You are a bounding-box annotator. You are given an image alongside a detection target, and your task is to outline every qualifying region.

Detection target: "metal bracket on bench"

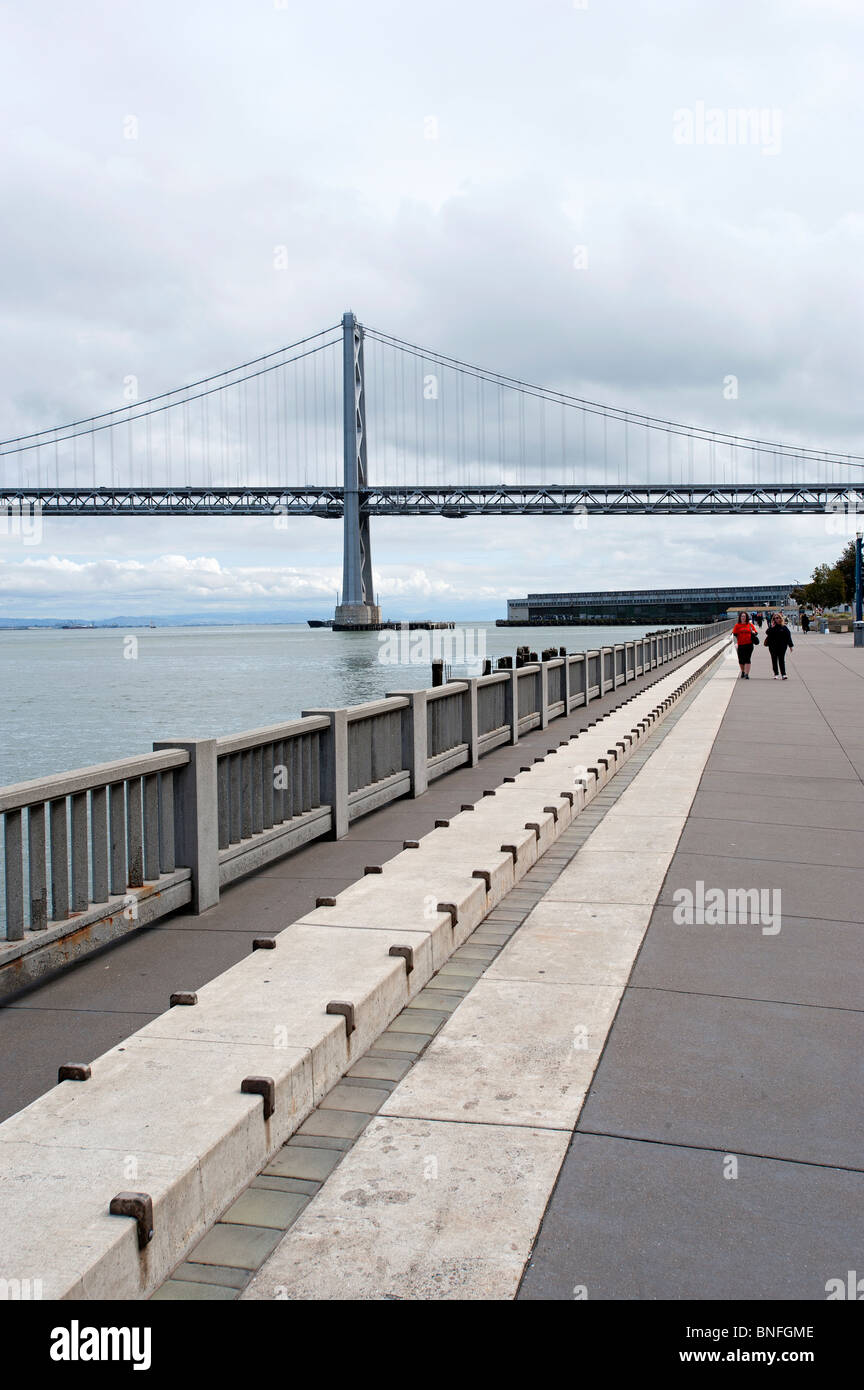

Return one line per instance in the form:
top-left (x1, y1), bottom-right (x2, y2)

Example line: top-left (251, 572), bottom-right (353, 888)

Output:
top-left (437, 902), bottom-right (458, 928)
top-left (241, 1075), bottom-right (276, 1120)
top-left (326, 1000), bottom-right (356, 1038)
top-left (253, 937), bottom-right (277, 950)
top-left (472, 869), bottom-right (492, 891)
top-left (169, 992), bottom-right (197, 1006)
top-left (389, 945), bottom-right (414, 975)
top-left (109, 1192), bottom-right (154, 1250)
top-left (58, 1063), bottom-right (91, 1082)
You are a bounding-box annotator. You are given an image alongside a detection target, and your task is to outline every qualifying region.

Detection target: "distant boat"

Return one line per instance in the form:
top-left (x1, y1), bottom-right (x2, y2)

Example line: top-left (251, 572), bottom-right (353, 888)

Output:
top-left (307, 619), bottom-right (334, 628)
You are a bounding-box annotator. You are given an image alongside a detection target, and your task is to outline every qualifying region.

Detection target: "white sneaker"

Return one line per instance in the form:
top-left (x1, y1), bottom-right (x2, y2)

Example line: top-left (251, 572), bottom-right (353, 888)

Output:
top-left (774, 675), bottom-right (780, 679)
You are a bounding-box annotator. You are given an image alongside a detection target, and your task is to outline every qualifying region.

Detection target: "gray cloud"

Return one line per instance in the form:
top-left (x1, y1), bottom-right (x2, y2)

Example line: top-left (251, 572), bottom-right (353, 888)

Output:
top-left (1, 0), bottom-right (862, 618)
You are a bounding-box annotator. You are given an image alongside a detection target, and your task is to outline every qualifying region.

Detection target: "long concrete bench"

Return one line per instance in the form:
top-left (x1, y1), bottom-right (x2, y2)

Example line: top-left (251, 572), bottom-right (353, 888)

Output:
top-left (0, 637), bottom-right (730, 1300)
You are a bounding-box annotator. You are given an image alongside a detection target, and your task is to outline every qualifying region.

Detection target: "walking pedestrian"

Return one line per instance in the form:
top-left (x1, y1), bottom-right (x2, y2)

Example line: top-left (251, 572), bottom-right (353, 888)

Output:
top-left (801, 611), bottom-right (810, 634)
top-left (755, 612), bottom-right (764, 629)
top-left (765, 612), bottom-right (794, 679)
top-left (732, 610), bottom-right (758, 679)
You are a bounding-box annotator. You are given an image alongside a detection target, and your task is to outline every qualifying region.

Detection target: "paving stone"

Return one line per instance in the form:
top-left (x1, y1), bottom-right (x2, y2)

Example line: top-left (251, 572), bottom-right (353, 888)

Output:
top-left (364, 1047), bottom-right (421, 1061)
top-left (369, 1032), bottom-right (427, 1053)
top-left (339, 1073), bottom-right (398, 1093)
top-left (347, 1056), bottom-right (412, 1083)
top-left (435, 961), bottom-right (487, 980)
top-left (422, 977), bottom-right (471, 996)
top-left (151, 1279), bottom-right (239, 1300)
top-left (387, 1009), bottom-right (446, 1034)
top-left (263, 1146), bottom-right (344, 1182)
top-left (288, 1133), bottom-right (353, 1150)
top-left (189, 1222), bottom-right (284, 1270)
top-left (222, 1187), bottom-right (309, 1229)
top-left (251, 1175), bottom-right (320, 1196)
top-left (298, 1107), bottom-right (372, 1140)
top-left (408, 989), bottom-right (465, 1013)
top-left (319, 1082), bottom-right (391, 1113)
top-left (173, 1261), bottom-right (250, 1289)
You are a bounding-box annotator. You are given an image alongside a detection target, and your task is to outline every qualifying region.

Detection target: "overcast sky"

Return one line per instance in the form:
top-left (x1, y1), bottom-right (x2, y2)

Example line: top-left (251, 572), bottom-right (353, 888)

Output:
top-left (1, 0), bottom-right (863, 620)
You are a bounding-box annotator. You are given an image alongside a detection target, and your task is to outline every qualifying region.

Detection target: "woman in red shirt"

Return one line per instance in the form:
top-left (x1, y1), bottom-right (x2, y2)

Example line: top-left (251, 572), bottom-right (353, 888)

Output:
top-left (732, 611), bottom-right (758, 679)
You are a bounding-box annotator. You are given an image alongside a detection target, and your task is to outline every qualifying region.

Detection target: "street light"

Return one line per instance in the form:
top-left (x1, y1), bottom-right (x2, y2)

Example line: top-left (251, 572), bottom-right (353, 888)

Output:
top-left (855, 531), bottom-right (863, 647)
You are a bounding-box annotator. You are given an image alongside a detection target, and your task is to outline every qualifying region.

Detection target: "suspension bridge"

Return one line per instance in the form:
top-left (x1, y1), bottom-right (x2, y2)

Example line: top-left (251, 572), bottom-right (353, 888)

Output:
top-left (2, 312), bottom-right (863, 624)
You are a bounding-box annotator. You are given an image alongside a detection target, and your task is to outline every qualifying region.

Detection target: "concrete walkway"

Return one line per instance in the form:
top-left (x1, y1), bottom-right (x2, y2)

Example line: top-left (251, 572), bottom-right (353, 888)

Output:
top-left (519, 633), bottom-right (864, 1300)
top-left (235, 635), bottom-right (863, 1301)
top-left (0, 647), bottom-right (698, 1125)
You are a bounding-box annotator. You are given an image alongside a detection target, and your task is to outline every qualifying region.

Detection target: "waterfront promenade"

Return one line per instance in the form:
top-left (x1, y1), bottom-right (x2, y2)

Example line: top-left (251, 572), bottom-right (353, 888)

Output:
top-left (0, 640), bottom-right (702, 1124)
top-left (233, 634), bottom-right (862, 1302)
top-left (1, 632), bottom-right (860, 1301)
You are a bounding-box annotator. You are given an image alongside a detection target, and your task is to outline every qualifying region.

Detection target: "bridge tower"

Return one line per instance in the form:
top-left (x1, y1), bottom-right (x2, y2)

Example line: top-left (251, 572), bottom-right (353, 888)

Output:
top-left (334, 310), bottom-right (382, 628)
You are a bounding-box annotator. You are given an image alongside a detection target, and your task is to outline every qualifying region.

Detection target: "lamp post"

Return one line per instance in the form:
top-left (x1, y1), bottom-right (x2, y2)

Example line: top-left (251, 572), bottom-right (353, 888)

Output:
top-left (855, 531), bottom-right (863, 647)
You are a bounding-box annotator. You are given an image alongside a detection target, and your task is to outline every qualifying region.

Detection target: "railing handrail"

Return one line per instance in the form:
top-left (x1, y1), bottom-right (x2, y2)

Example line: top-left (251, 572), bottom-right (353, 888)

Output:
top-left (345, 695), bottom-right (410, 721)
top-left (216, 713), bottom-right (331, 756)
top-left (0, 748), bottom-right (189, 815)
top-left (426, 682), bottom-right (468, 701)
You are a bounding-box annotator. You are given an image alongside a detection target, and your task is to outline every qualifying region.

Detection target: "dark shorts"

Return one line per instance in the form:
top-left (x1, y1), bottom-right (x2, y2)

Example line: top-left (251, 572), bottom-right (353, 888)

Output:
top-left (737, 643), bottom-right (753, 665)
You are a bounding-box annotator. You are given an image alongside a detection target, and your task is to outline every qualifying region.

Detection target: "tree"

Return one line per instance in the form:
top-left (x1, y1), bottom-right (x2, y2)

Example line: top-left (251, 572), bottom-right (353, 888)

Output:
top-left (793, 541), bottom-right (857, 609)
top-left (798, 563), bottom-right (846, 609)
top-left (835, 540), bottom-right (857, 604)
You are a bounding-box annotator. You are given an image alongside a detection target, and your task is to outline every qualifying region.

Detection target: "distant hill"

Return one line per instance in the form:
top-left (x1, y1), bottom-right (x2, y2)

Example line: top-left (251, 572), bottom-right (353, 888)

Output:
top-left (0, 612), bottom-right (314, 629)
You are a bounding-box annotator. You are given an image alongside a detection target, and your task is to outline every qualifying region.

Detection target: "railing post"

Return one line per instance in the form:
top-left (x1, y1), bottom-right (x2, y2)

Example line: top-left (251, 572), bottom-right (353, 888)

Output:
top-left (539, 663), bottom-right (549, 729)
top-left (463, 679), bottom-right (480, 765)
top-left (508, 670), bottom-right (519, 745)
top-left (302, 709), bottom-right (349, 838)
top-left (152, 738), bottom-right (219, 914)
top-left (562, 658), bottom-right (571, 712)
top-left (387, 689), bottom-right (428, 797)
